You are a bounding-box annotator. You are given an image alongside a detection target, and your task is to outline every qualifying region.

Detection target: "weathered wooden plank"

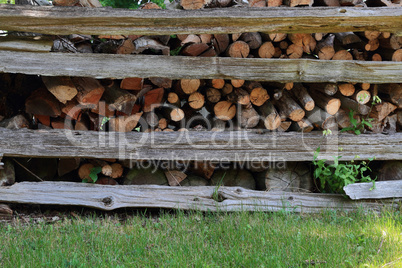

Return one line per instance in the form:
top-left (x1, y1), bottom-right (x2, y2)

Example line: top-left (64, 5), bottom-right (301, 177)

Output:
top-left (0, 36), bottom-right (53, 53)
top-left (0, 128), bottom-right (400, 161)
top-left (344, 181), bottom-right (402, 200)
top-left (0, 182), bottom-right (399, 212)
top-left (0, 6), bottom-right (401, 35)
top-left (1, 51), bottom-right (401, 83)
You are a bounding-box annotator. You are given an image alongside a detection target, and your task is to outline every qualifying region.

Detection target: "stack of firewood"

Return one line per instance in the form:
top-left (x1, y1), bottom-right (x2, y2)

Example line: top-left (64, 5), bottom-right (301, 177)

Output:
top-left (0, 73), bottom-right (400, 134)
top-left (51, 31), bottom-right (402, 62)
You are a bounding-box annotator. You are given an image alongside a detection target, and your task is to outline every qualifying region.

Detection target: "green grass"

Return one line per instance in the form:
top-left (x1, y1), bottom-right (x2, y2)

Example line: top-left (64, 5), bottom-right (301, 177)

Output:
top-left (0, 209), bottom-right (402, 267)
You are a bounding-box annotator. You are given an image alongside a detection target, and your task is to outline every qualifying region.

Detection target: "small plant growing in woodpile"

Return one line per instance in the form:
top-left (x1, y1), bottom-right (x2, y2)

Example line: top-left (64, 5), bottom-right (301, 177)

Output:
top-left (313, 148), bottom-right (376, 194)
top-left (341, 95), bottom-right (382, 135)
top-left (82, 166), bottom-right (102, 183)
top-left (212, 172), bottom-right (226, 202)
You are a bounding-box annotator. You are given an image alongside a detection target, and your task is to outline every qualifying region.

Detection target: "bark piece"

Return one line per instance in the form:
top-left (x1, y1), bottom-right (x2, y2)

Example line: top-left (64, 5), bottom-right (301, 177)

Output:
top-left (133, 36), bottom-right (169, 55)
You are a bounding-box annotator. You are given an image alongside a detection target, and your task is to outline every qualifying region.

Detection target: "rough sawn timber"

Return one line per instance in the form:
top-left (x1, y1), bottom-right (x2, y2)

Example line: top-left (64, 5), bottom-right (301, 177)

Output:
top-left (0, 128), bottom-right (401, 161)
top-left (0, 182), bottom-right (399, 212)
top-left (0, 6), bottom-right (401, 35)
top-left (1, 51), bottom-right (402, 83)
top-left (344, 181), bottom-right (402, 200)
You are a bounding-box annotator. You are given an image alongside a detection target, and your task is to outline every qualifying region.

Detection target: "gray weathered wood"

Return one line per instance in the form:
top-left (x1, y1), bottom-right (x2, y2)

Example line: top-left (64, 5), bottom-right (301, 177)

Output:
top-left (0, 6), bottom-right (401, 35)
top-left (1, 51), bottom-right (401, 83)
top-left (0, 181), bottom-right (399, 212)
top-left (0, 36), bottom-right (53, 52)
top-left (0, 128), bottom-right (400, 161)
top-left (344, 181), bottom-right (402, 200)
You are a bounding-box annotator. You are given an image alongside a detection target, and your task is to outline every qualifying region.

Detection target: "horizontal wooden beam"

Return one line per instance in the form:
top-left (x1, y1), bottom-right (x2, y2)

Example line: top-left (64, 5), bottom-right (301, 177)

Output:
top-left (344, 181), bottom-right (402, 200)
top-left (0, 128), bottom-right (400, 161)
top-left (0, 6), bottom-right (401, 35)
top-left (0, 182), bottom-right (399, 212)
top-left (1, 51), bottom-right (401, 83)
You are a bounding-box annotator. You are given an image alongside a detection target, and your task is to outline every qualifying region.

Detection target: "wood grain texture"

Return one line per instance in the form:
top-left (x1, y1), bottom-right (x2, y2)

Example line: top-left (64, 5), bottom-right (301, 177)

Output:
top-left (0, 181), bottom-right (399, 212)
top-left (344, 181), bottom-right (402, 200)
top-left (1, 51), bottom-right (401, 83)
top-left (0, 128), bottom-right (400, 161)
top-left (0, 6), bottom-right (401, 35)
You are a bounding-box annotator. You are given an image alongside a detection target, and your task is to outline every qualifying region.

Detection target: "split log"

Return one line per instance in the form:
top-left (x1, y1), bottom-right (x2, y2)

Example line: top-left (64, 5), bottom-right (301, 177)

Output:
top-left (143, 87), bottom-right (164, 112)
top-left (120, 77), bottom-right (144, 91)
top-left (226, 41), bottom-right (250, 58)
top-left (315, 34), bottom-right (335, 60)
top-left (214, 101), bottom-right (236, 121)
top-left (25, 88), bottom-right (62, 117)
top-left (72, 77), bottom-right (105, 107)
top-left (238, 105), bottom-right (259, 129)
top-left (116, 39), bottom-right (135, 54)
top-left (181, 43), bottom-right (211, 56)
top-left (273, 91), bottom-right (305, 122)
top-left (383, 114), bottom-right (397, 134)
top-left (0, 204), bottom-right (13, 216)
top-left (102, 84), bottom-right (137, 114)
top-left (308, 89), bottom-right (340, 115)
top-left (290, 83), bottom-right (315, 111)
top-left (91, 101), bottom-right (115, 118)
top-left (306, 106), bottom-right (337, 131)
top-left (277, 121), bottom-right (292, 132)
top-left (334, 108), bottom-right (358, 129)
top-left (180, 0), bottom-right (208, 10)
top-left (309, 83), bottom-right (338, 96)
top-left (149, 77), bottom-right (172, 89)
top-left (378, 84), bottom-right (402, 108)
top-left (165, 170), bottom-right (187, 186)
top-left (369, 102), bottom-right (397, 121)
top-left (364, 31), bottom-right (381, 41)
top-left (249, 0), bottom-right (266, 6)
top-left (212, 34), bottom-right (230, 55)
top-left (58, 158), bottom-right (80, 177)
top-left (377, 161), bottom-right (402, 181)
top-left (221, 83), bottom-right (233, 96)
top-left (108, 112), bottom-right (143, 132)
top-left (227, 88), bottom-right (251, 106)
top-left (255, 162), bottom-right (312, 192)
top-left (51, 118), bottom-right (73, 130)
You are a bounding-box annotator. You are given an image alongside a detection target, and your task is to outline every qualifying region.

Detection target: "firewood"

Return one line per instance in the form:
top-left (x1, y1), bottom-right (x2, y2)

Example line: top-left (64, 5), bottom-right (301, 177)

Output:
top-left (314, 0), bottom-right (340, 5)
top-left (370, 102), bottom-right (397, 121)
top-left (78, 163), bottom-right (94, 181)
top-left (53, 0), bottom-right (79, 6)
top-left (249, 0), bottom-right (266, 6)
top-left (315, 34), bottom-right (335, 60)
top-left (267, 33), bottom-right (287, 42)
top-left (94, 177), bottom-right (118, 185)
top-left (227, 88), bottom-right (251, 106)
top-left (149, 77), bottom-right (172, 89)
top-left (116, 39), bottom-right (135, 54)
top-left (306, 106), bottom-right (337, 131)
top-left (353, 89), bottom-right (371, 104)
top-left (231, 79), bottom-right (245, 88)
top-left (258, 41), bottom-right (275, 58)
top-left (284, 0), bottom-right (313, 6)
top-left (267, 0), bottom-right (283, 6)
top-left (188, 161), bottom-right (215, 179)
top-left (364, 31), bottom-right (381, 41)
top-left (396, 109), bottom-right (402, 127)
top-left (312, 33), bottom-right (326, 41)
top-left (286, 44), bottom-right (304, 59)
top-left (170, 108), bottom-right (185, 122)
top-left (238, 105), bottom-right (259, 128)
top-left (255, 162), bottom-right (312, 192)
top-left (188, 92), bottom-right (205, 110)
top-left (180, 79), bottom-right (202, 94)
top-left (383, 114), bottom-right (397, 134)
top-left (336, 94), bottom-right (371, 115)
top-left (372, 53), bottom-right (382, 61)
top-left (392, 49), bottom-right (402, 61)
top-left (199, 34), bottom-right (212, 43)
top-left (0, 159), bottom-right (15, 186)
top-left (75, 114), bottom-right (90, 131)
top-left (34, 114), bottom-right (51, 127)
top-left (239, 32), bottom-right (262, 50)
top-left (214, 101), bottom-right (236, 121)
top-left (365, 39), bottom-right (380, 52)
top-left (335, 108), bottom-right (358, 129)
top-left (109, 163), bottom-right (123, 179)
top-left (0, 114), bottom-right (29, 129)
top-left (338, 83), bottom-right (356, 96)
top-left (389, 35), bottom-right (402, 50)
top-left (273, 91), bottom-right (305, 122)
top-left (277, 121), bottom-right (292, 132)
top-left (376, 161), bottom-right (402, 181)
top-left (143, 87), bottom-right (165, 112)
top-left (124, 167), bottom-right (167, 186)
top-left (332, 50), bottom-right (353, 60)
top-left (288, 33), bottom-right (316, 54)
top-left (144, 111), bottom-right (159, 128)
top-left (165, 170), bottom-right (187, 186)
top-left (40, 76), bottom-right (78, 104)
top-left (62, 99), bottom-right (82, 120)
top-left (180, 0), bottom-right (209, 9)
top-left (58, 158), bottom-right (80, 177)
top-left (291, 118), bottom-right (314, 133)
top-left (181, 43), bottom-right (210, 56)
top-left (212, 34), bottom-right (230, 55)
top-left (102, 84), bottom-right (137, 114)
top-left (205, 88), bottom-right (221, 103)
top-left (108, 112), bottom-right (143, 132)
top-left (71, 77), bottom-right (105, 107)
top-left (359, 83), bottom-right (371, 90)
top-left (258, 100), bottom-right (281, 130)
top-left (167, 92), bottom-right (181, 107)
top-left (211, 169), bottom-right (255, 190)
top-left (206, 79), bottom-right (225, 90)
top-left (91, 101), bottom-right (115, 118)
top-left (334, 32), bottom-right (361, 45)
top-left (140, 2), bottom-right (162, 9)
top-left (51, 118), bottom-right (73, 130)
top-left (25, 88), bottom-right (62, 117)
top-left (249, 87), bottom-right (270, 107)
top-left (120, 77), bottom-right (144, 91)
top-left (378, 84), bottom-right (402, 108)
top-left (308, 83), bottom-right (338, 96)
top-left (308, 89), bottom-right (340, 115)
top-left (226, 41), bottom-right (250, 58)
top-left (0, 204), bottom-right (13, 216)
top-left (285, 82), bottom-right (294, 90)
top-left (231, 33), bottom-right (242, 42)
top-left (158, 118), bottom-right (168, 130)
top-left (221, 83), bottom-right (233, 96)
top-left (290, 84), bottom-right (315, 111)
top-left (133, 36), bottom-right (169, 55)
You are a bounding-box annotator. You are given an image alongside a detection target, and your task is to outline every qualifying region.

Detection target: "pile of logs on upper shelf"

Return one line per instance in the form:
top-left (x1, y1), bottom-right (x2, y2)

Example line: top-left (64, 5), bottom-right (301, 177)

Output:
top-left (0, 73), bottom-right (401, 134)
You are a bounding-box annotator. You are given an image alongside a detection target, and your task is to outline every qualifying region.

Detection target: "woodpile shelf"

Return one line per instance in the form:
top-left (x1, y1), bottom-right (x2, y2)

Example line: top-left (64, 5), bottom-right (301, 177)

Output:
top-left (1, 51), bottom-right (401, 83)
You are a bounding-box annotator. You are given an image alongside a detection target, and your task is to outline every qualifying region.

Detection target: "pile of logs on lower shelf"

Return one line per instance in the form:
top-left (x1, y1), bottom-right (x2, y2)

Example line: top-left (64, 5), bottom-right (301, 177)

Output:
top-left (1, 73), bottom-right (400, 134)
